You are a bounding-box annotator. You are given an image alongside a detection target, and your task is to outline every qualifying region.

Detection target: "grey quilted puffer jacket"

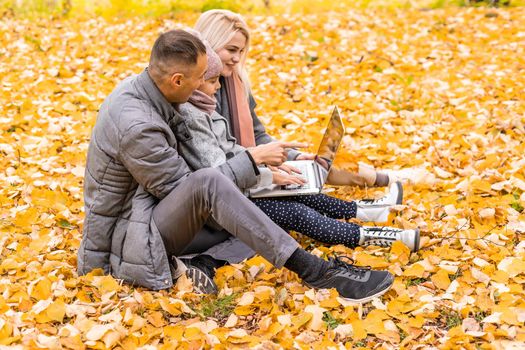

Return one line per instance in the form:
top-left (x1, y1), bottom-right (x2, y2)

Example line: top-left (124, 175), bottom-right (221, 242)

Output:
top-left (77, 69), bottom-right (259, 290)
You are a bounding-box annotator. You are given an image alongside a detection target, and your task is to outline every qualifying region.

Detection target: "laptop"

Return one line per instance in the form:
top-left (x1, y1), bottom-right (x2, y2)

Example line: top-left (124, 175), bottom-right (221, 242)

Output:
top-left (248, 106), bottom-right (345, 198)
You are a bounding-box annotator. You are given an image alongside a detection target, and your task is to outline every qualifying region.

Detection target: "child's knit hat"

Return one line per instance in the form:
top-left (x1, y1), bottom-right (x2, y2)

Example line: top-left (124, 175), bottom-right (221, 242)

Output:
top-left (203, 40), bottom-right (223, 80)
top-left (184, 28), bottom-right (223, 80)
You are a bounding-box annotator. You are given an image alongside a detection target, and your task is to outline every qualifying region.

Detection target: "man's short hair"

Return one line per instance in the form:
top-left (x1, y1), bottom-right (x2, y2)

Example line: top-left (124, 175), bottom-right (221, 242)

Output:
top-left (149, 29), bottom-right (207, 75)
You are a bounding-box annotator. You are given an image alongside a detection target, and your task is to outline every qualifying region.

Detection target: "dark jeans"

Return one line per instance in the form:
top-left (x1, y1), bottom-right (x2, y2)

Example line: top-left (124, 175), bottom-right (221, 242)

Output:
top-left (179, 225), bottom-right (231, 255)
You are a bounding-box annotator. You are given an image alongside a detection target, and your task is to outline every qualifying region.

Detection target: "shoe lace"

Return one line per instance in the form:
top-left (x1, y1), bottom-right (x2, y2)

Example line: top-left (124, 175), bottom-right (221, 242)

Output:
top-left (330, 255), bottom-right (371, 278)
top-left (366, 227), bottom-right (399, 238)
top-left (359, 197), bottom-right (387, 205)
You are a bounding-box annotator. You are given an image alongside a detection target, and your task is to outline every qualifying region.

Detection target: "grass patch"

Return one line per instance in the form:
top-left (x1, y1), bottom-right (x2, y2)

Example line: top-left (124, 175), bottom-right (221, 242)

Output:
top-left (57, 219), bottom-right (76, 229)
top-left (449, 268), bottom-right (463, 281)
top-left (511, 191), bottom-right (524, 213)
top-left (406, 277), bottom-right (427, 286)
top-left (473, 310), bottom-right (489, 323)
top-left (354, 340), bottom-right (368, 348)
top-left (440, 309), bottom-right (462, 330)
top-left (198, 293), bottom-right (237, 319)
top-left (323, 311), bottom-right (341, 330)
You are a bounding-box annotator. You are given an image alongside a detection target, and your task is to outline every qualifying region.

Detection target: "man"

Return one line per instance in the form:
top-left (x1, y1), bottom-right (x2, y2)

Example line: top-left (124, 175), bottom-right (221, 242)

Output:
top-left (77, 29), bottom-right (394, 303)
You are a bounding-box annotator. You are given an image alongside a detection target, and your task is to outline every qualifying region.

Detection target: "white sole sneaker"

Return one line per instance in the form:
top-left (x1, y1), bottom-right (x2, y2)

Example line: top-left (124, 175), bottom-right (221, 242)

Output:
top-left (355, 181), bottom-right (403, 222)
top-left (338, 277), bottom-right (394, 304)
top-left (360, 227), bottom-right (421, 252)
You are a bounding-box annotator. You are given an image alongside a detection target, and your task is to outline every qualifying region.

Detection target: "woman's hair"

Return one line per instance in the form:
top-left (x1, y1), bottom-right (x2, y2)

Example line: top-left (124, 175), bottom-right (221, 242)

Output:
top-left (195, 10), bottom-right (251, 94)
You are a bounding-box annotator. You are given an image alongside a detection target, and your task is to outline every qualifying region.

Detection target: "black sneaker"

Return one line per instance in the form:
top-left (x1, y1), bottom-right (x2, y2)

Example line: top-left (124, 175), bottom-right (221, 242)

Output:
top-left (304, 256), bottom-right (393, 303)
top-left (179, 256), bottom-right (219, 295)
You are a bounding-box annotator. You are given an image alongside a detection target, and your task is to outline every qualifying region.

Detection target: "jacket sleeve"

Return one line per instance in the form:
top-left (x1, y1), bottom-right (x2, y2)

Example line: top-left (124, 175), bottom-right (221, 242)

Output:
top-left (119, 121), bottom-right (258, 199)
top-left (256, 167), bottom-right (273, 188)
top-left (119, 122), bottom-right (192, 200)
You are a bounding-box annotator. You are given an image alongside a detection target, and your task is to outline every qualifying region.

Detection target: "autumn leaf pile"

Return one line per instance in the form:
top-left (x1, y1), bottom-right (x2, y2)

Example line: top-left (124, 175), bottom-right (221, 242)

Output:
top-left (1, 6), bottom-right (524, 349)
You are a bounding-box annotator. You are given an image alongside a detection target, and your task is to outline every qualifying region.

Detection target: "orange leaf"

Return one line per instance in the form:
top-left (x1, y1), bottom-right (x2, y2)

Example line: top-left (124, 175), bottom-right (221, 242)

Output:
top-left (431, 269), bottom-right (451, 290)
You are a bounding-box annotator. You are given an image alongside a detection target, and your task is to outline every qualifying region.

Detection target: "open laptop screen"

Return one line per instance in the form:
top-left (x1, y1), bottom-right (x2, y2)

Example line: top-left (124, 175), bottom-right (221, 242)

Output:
top-left (313, 107), bottom-right (345, 184)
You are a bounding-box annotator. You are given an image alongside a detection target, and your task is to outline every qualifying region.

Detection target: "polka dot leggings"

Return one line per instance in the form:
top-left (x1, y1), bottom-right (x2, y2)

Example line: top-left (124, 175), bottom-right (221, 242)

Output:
top-left (252, 193), bottom-right (360, 248)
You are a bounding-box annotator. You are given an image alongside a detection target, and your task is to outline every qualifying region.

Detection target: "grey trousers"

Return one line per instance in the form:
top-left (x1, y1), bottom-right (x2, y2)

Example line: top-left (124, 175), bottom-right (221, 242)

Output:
top-left (152, 168), bottom-right (299, 268)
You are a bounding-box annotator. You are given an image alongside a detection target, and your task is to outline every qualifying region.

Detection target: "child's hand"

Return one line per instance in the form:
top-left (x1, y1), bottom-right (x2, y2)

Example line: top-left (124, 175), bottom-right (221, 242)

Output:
top-left (248, 141), bottom-right (308, 166)
top-left (272, 171), bottom-right (306, 186)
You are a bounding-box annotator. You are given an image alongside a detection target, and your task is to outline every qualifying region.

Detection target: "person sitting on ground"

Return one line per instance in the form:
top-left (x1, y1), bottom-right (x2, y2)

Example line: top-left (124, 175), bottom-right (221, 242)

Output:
top-left (195, 9), bottom-right (399, 191)
top-left (77, 29), bottom-right (395, 303)
top-left (174, 40), bottom-right (420, 256)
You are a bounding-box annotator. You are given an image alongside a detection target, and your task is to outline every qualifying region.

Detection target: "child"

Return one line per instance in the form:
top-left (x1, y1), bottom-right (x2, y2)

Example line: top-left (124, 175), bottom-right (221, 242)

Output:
top-left (174, 42), bottom-right (420, 252)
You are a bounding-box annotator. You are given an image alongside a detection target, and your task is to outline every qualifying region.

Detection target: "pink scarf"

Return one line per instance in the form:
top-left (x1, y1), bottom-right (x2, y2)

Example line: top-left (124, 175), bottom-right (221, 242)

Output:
top-left (188, 90), bottom-right (217, 116)
top-left (224, 73), bottom-right (256, 148)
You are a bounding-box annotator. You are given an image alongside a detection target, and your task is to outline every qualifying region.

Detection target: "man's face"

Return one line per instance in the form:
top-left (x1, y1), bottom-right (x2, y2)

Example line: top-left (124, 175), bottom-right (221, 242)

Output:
top-left (171, 53), bottom-right (207, 103)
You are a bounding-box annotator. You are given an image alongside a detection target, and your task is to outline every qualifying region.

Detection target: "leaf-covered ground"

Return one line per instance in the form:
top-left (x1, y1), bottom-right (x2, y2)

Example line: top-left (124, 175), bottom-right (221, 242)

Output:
top-left (1, 7), bottom-right (524, 349)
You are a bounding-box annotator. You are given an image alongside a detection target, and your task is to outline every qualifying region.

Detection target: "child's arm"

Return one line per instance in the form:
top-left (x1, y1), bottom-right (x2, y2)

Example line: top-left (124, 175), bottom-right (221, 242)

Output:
top-left (174, 115), bottom-right (227, 170)
top-left (210, 111), bottom-right (246, 156)
top-left (175, 105), bottom-right (261, 191)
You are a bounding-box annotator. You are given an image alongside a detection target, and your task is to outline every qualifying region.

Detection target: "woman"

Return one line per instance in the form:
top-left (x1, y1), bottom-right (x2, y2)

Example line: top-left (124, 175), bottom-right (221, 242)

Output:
top-left (194, 9), bottom-right (398, 196)
top-left (174, 41), bottom-right (419, 253)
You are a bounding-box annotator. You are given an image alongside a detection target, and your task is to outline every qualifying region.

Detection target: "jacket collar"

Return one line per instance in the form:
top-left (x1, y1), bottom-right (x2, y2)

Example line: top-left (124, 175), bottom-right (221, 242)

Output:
top-left (137, 68), bottom-right (180, 124)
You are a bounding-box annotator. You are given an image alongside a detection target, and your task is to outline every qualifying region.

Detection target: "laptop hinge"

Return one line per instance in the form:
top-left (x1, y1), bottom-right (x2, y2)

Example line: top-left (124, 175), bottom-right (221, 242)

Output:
top-left (313, 163), bottom-right (323, 190)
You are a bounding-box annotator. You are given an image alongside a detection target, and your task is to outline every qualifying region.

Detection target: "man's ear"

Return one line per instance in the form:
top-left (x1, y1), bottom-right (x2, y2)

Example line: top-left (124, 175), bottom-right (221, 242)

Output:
top-left (170, 72), bottom-right (184, 87)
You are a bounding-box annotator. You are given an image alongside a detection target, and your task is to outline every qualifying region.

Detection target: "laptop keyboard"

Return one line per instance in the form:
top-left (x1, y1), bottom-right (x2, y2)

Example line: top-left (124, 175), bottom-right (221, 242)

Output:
top-left (282, 163), bottom-right (311, 190)
top-left (283, 183), bottom-right (310, 190)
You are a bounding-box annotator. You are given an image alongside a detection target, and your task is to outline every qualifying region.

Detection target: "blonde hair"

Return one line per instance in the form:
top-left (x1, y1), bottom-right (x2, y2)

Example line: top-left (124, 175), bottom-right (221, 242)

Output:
top-left (195, 9), bottom-right (251, 94)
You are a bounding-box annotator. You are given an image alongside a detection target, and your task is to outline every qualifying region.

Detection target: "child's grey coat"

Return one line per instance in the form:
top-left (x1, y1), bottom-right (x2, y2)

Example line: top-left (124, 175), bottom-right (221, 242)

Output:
top-left (175, 102), bottom-right (273, 190)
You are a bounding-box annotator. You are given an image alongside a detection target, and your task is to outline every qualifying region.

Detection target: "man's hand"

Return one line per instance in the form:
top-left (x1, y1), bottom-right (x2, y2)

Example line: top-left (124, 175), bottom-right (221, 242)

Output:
top-left (272, 171), bottom-right (307, 186)
top-left (295, 152), bottom-right (316, 161)
top-left (248, 141), bottom-right (308, 166)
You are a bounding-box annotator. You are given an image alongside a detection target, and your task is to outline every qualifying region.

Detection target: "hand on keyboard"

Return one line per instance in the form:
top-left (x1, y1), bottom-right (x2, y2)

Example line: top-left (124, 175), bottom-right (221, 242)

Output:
top-left (277, 163), bottom-right (303, 175)
top-left (272, 171), bottom-right (307, 188)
